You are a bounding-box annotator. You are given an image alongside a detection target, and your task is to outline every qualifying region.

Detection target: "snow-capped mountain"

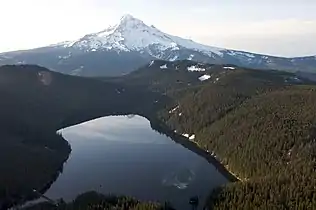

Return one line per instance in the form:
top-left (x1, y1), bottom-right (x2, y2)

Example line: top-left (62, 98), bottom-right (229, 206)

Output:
top-left (67, 14), bottom-right (224, 57)
top-left (0, 14), bottom-right (315, 76)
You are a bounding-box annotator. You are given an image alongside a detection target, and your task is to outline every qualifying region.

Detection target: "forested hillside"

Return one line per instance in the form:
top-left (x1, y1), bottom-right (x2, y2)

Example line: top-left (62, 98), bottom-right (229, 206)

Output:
top-left (149, 61), bottom-right (316, 209)
top-left (25, 191), bottom-right (172, 210)
top-left (105, 60), bottom-right (230, 93)
top-left (159, 68), bottom-right (297, 134)
top-left (206, 87), bottom-right (316, 209)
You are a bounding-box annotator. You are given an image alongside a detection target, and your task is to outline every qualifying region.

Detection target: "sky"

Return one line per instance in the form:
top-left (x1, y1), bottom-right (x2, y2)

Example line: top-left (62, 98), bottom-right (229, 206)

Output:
top-left (0, 0), bottom-right (315, 57)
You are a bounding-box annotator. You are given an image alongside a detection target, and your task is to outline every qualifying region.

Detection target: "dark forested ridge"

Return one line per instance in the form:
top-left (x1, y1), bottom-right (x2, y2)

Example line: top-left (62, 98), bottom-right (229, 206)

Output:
top-left (0, 65), bottom-right (167, 209)
top-left (24, 191), bottom-right (173, 210)
top-left (144, 61), bottom-right (316, 209)
top-left (105, 60), bottom-right (236, 93)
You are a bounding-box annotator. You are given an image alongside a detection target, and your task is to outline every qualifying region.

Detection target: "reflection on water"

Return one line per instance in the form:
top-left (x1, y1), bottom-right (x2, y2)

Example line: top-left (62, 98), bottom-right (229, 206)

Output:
top-left (162, 167), bottom-right (196, 190)
top-left (41, 115), bottom-right (228, 210)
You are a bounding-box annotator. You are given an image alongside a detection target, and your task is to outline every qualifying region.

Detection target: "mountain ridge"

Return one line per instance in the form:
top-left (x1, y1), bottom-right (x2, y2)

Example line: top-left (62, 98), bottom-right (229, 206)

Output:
top-left (0, 14), bottom-right (315, 76)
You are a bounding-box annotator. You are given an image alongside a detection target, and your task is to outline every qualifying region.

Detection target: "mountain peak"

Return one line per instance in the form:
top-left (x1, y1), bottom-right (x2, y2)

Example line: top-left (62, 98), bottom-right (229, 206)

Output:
top-left (120, 14), bottom-right (136, 22)
top-left (117, 14), bottom-right (146, 29)
top-left (68, 14), bottom-right (225, 56)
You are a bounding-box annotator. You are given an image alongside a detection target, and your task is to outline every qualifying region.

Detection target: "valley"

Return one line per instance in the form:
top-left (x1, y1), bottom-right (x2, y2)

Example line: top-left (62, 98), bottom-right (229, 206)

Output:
top-left (1, 60), bottom-right (316, 209)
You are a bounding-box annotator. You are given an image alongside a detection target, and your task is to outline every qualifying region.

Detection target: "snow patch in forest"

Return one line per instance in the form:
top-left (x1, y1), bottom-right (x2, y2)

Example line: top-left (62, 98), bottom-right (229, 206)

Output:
top-left (160, 64), bottom-right (168, 69)
top-left (169, 106), bottom-right (179, 114)
top-left (182, 134), bottom-right (190, 138)
top-left (187, 65), bottom-right (205, 72)
top-left (149, 60), bottom-right (155, 67)
top-left (223, 66), bottom-right (235, 70)
top-left (198, 74), bottom-right (211, 81)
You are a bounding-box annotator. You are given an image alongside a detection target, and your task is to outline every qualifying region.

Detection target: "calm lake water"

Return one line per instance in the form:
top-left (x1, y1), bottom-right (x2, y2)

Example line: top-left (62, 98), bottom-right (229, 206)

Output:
top-left (41, 115), bottom-right (228, 209)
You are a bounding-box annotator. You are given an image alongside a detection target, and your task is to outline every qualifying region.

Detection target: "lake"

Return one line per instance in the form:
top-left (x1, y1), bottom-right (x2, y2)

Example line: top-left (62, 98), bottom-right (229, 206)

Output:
top-left (39, 115), bottom-right (228, 209)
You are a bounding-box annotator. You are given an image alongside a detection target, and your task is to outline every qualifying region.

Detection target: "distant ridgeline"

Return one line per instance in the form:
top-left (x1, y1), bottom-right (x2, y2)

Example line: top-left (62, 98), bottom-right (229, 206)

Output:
top-left (1, 61), bottom-right (316, 209)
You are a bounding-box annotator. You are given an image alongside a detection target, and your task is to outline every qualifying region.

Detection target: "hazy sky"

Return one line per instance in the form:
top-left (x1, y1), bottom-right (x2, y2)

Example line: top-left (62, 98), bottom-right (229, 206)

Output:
top-left (1, 0), bottom-right (315, 57)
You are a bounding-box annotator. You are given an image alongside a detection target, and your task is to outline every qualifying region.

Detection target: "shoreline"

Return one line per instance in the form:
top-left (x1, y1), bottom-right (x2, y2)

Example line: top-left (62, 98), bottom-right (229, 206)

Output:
top-left (10, 112), bottom-right (242, 209)
top-left (147, 115), bottom-right (241, 183)
top-left (186, 138), bottom-right (246, 182)
top-left (186, 138), bottom-right (247, 182)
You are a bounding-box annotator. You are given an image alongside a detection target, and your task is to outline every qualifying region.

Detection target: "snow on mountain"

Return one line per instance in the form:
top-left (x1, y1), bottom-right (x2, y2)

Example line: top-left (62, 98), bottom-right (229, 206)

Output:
top-left (223, 66), bottom-right (236, 70)
top-left (187, 65), bottom-right (206, 72)
top-left (0, 14), bottom-right (315, 76)
top-left (66, 14), bottom-right (225, 58)
top-left (160, 64), bottom-right (168, 69)
top-left (49, 40), bottom-right (76, 48)
top-left (198, 74), bottom-right (211, 81)
top-left (188, 54), bottom-right (195, 60)
top-left (149, 60), bottom-right (155, 67)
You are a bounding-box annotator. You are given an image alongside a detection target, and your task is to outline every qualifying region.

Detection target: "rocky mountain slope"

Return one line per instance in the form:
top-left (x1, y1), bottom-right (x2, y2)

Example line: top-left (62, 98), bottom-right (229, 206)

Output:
top-left (0, 15), bottom-right (315, 76)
